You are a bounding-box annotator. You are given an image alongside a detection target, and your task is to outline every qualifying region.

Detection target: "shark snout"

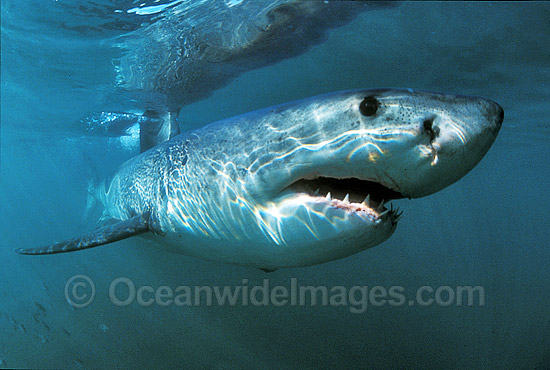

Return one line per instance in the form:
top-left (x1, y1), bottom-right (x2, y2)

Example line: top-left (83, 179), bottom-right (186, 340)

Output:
top-left (438, 96), bottom-right (503, 148)
top-left (495, 103), bottom-right (504, 127)
top-left (486, 100), bottom-right (504, 130)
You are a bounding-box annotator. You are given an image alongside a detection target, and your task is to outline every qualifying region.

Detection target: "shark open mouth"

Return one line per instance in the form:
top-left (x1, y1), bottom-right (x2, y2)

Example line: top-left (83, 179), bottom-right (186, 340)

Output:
top-left (282, 176), bottom-right (405, 222)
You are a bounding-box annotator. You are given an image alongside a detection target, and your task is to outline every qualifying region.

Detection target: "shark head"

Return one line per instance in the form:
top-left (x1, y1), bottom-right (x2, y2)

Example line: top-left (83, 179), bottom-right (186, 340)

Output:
top-left (253, 89), bottom-right (504, 196)
top-left (187, 88), bottom-right (502, 267)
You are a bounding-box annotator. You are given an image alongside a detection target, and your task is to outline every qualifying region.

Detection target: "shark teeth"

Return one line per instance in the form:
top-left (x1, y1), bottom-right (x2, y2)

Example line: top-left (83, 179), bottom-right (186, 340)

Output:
top-left (315, 192), bottom-right (402, 223)
top-left (391, 203), bottom-right (404, 221)
top-left (362, 194), bottom-right (371, 206)
top-left (320, 192), bottom-right (375, 210)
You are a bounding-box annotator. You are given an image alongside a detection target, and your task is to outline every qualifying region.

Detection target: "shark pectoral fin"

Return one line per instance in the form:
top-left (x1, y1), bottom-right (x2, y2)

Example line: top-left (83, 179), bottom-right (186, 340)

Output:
top-left (15, 213), bottom-right (152, 255)
top-left (140, 110), bottom-right (181, 152)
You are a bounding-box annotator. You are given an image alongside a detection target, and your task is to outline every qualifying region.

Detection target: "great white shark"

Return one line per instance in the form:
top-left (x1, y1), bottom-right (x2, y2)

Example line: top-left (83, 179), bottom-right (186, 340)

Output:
top-left (17, 89), bottom-right (503, 269)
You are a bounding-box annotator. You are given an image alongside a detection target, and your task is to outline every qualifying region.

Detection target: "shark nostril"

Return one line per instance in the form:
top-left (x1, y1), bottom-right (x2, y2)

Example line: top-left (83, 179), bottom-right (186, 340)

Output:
top-left (423, 117), bottom-right (439, 142)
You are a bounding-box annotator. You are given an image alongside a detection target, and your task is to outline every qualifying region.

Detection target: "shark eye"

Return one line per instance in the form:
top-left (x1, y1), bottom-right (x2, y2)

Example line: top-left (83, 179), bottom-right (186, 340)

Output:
top-left (359, 96), bottom-right (378, 117)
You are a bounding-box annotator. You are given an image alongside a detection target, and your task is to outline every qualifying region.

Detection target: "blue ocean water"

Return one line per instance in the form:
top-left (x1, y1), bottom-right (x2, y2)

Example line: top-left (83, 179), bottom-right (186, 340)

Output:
top-left (1, 1), bottom-right (550, 369)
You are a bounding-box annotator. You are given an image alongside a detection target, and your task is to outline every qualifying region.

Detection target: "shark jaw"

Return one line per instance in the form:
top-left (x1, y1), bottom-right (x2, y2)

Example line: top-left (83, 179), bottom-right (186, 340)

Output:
top-left (251, 175), bottom-right (403, 254)
top-left (283, 176), bottom-right (404, 221)
top-left (274, 176), bottom-right (404, 230)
